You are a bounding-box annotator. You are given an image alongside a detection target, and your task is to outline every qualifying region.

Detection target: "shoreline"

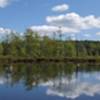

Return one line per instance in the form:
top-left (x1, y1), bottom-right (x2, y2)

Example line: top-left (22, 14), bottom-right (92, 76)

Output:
top-left (0, 56), bottom-right (100, 64)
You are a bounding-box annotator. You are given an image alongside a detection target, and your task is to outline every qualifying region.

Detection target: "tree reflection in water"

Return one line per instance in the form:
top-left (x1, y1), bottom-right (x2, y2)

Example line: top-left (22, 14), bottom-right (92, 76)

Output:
top-left (0, 63), bottom-right (100, 99)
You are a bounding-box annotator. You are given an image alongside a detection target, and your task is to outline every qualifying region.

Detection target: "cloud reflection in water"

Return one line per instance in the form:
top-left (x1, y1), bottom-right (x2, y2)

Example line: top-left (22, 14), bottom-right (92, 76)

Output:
top-left (40, 72), bottom-right (100, 99)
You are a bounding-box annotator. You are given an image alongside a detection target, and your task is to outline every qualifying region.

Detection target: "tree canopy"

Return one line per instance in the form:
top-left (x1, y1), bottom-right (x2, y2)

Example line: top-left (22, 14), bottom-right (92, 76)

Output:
top-left (0, 29), bottom-right (100, 58)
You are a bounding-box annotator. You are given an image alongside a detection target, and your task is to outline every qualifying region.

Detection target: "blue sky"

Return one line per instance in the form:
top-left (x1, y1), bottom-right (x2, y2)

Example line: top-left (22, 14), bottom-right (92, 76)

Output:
top-left (0, 0), bottom-right (100, 40)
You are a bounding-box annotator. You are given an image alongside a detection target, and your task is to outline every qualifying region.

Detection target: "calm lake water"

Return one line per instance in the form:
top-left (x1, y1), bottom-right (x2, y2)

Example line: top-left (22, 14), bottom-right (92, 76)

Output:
top-left (0, 63), bottom-right (100, 100)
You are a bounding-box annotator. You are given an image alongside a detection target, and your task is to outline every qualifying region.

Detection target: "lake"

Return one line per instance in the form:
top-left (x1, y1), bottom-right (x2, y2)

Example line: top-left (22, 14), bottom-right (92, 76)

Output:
top-left (0, 63), bottom-right (100, 100)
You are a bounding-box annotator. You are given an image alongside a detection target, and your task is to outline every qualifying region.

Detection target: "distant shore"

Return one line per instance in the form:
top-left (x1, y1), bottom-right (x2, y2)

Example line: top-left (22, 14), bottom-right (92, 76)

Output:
top-left (0, 56), bottom-right (100, 64)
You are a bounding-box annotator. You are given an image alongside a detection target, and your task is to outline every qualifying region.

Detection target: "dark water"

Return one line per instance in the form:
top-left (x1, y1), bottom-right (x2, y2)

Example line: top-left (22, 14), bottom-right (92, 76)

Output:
top-left (0, 63), bottom-right (100, 100)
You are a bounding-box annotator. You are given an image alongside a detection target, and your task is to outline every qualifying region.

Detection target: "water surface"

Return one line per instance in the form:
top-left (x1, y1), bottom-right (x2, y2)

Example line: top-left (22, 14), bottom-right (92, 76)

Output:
top-left (0, 63), bottom-right (100, 100)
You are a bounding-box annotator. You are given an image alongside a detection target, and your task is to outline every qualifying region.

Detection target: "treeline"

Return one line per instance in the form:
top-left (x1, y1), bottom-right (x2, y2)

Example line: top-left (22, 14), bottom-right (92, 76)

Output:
top-left (0, 29), bottom-right (100, 58)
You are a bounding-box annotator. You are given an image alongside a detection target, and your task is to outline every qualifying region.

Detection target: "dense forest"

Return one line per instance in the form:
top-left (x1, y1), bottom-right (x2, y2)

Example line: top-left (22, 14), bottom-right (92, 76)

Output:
top-left (0, 29), bottom-right (100, 58)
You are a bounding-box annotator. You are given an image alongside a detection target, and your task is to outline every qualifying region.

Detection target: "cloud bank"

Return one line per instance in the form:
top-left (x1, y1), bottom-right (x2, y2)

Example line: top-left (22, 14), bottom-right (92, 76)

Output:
top-left (30, 13), bottom-right (100, 36)
top-left (29, 3), bottom-right (100, 38)
top-left (46, 13), bottom-right (100, 30)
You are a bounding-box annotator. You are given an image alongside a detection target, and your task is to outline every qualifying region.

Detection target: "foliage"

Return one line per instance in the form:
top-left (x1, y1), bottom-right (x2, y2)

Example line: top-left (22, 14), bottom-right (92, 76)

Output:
top-left (0, 30), bottom-right (100, 58)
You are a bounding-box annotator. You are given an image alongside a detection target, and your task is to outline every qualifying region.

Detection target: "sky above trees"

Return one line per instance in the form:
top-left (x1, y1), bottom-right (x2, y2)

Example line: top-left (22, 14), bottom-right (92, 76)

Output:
top-left (0, 0), bottom-right (100, 40)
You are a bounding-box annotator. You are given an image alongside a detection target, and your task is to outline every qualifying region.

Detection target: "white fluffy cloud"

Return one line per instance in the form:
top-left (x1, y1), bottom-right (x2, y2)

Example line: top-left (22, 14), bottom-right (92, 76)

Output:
top-left (0, 27), bottom-right (16, 39)
top-left (0, 27), bottom-right (18, 41)
top-left (0, 0), bottom-right (16, 8)
top-left (0, 0), bottom-right (11, 8)
top-left (30, 25), bottom-right (59, 34)
top-left (46, 12), bottom-right (100, 31)
top-left (0, 27), bottom-right (13, 34)
top-left (52, 4), bottom-right (69, 12)
top-left (30, 12), bottom-right (100, 36)
top-left (30, 25), bottom-right (78, 36)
